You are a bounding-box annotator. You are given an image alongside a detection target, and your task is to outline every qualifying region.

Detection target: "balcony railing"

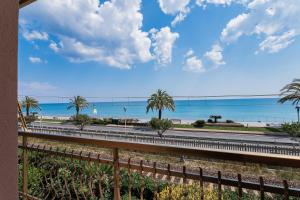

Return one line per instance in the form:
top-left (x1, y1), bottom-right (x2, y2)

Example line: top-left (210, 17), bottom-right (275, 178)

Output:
top-left (18, 131), bottom-right (300, 200)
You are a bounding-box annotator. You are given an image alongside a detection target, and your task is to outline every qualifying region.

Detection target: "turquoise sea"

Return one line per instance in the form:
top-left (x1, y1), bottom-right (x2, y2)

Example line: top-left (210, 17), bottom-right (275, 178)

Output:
top-left (27, 98), bottom-right (297, 123)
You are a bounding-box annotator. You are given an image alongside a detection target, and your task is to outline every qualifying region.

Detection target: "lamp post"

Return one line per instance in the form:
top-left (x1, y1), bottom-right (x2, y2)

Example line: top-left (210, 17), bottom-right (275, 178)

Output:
top-left (123, 107), bottom-right (127, 135)
top-left (296, 105), bottom-right (300, 123)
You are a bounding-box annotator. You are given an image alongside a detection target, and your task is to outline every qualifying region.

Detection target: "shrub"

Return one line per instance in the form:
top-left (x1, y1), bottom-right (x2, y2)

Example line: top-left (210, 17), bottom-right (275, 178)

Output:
top-left (226, 119), bottom-right (234, 123)
top-left (192, 120), bottom-right (206, 128)
top-left (158, 183), bottom-right (217, 200)
top-left (23, 115), bottom-right (38, 125)
top-left (91, 118), bottom-right (109, 125)
top-left (282, 122), bottom-right (300, 137)
top-left (71, 114), bottom-right (91, 130)
top-left (149, 118), bottom-right (173, 137)
top-left (207, 119), bottom-right (213, 123)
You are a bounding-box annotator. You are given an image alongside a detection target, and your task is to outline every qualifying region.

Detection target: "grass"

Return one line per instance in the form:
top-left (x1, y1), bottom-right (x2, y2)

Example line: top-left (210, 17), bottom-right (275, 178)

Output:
top-left (173, 124), bottom-right (283, 133)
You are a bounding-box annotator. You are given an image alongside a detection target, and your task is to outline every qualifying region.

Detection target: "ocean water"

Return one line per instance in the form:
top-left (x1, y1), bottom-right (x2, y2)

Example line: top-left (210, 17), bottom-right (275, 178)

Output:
top-left (27, 98), bottom-right (297, 123)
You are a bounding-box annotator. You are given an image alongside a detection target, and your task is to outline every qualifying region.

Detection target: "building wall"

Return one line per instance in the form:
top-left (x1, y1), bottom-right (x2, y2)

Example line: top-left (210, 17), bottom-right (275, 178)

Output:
top-left (0, 0), bottom-right (19, 199)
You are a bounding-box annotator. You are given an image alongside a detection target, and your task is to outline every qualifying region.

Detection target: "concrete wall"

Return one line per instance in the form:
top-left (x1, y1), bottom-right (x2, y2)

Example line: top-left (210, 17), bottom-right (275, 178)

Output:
top-left (0, 0), bottom-right (19, 199)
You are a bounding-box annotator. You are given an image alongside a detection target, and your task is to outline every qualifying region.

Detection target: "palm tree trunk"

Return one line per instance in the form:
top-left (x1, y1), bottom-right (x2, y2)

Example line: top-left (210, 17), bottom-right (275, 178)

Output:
top-left (26, 106), bottom-right (29, 116)
top-left (158, 109), bottom-right (162, 120)
top-left (297, 107), bottom-right (300, 123)
top-left (76, 108), bottom-right (79, 117)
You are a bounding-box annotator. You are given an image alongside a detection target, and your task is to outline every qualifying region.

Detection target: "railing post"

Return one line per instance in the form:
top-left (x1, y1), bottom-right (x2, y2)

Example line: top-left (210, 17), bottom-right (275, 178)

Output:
top-left (22, 135), bottom-right (28, 199)
top-left (113, 148), bottom-right (121, 200)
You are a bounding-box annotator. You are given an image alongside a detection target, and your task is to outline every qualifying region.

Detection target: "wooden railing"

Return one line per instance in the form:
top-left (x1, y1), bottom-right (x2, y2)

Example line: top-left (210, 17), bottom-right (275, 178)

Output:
top-left (28, 125), bottom-right (300, 156)
top-left (18, 131), bottom-right (300, 200)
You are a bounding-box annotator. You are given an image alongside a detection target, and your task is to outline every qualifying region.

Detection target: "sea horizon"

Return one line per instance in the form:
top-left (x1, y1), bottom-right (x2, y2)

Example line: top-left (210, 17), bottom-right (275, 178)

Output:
top-left (24, 97), bottom-right (297, 123)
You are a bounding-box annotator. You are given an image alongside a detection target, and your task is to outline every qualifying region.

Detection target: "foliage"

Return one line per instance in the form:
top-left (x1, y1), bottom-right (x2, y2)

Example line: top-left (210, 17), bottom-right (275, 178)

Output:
top-left (22, 115), bottom-right (38, 124)
top-left (282, 122), bottom-right (300, 137)
top-left (192, 120), bottom-right (206, 128)
top-left (209, 115), bottom-right (222, 123)
top-left (67, 96), bottom-right (89, 116)
top-left (146, 89), bottom-right (175, 119)
top-left (149, 118), bottom-right (173, 137)
top-left (90, 118), bottom-right (110, 125)
top-left (158, 183), bottom-right (218, 200)
top-left (207, 119), bottom-right (214, 123)
top-left (22, 96), bottom-right (41, 116)
top-left (278, 79), bottom-right (300, 105)
top-left (71, 114), bottom-right (91, 130)
top-left (226, 119), bottom-right (234, 123)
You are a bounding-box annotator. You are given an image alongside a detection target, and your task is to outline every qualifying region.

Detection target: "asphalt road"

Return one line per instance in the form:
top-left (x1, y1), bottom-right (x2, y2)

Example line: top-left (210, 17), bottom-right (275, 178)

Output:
top-left (31, 122), bottom-right (299, 144)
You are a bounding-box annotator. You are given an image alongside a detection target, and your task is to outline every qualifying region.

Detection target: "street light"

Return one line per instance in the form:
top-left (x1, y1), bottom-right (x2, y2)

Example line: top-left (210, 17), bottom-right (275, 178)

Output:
top-left (123, 106), bottom-right (127, 135)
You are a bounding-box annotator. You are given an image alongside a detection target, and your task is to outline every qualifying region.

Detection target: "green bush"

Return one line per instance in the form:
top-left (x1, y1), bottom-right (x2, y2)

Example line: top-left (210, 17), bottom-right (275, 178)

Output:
top-left (23, 115), bottom-right (38, 124)
top-left (149, 118), bottom-right (173, 137)
top-left (226, 119), bottom-right (234, 123)
top-left (282, 122), bottom-right (300, 137)
top-left (207, 119), bottom-right (213, 123)
top-left (71, 114), bottom-right (91, 130)
top-left (91, 118), bottom-right (109, 125)
top-left (192, 120), bottom-right (206, 128)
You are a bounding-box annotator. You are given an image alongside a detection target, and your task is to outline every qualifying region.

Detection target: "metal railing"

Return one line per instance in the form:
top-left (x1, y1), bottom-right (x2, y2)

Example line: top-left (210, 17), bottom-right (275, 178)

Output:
top-left (19, 131), bottom-right (300, 200)
top-left (28, 125), bottom-right (300, 156)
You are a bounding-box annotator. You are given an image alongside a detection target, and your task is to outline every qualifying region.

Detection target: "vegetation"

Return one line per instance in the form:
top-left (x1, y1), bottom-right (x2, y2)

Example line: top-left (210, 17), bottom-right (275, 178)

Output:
top-left (71, 114), bottom-right (91, 130)
top-left (282, 122), bottom-right (300, 137)
top-left (19, 151), bottom-right (298, 200)
top-left (90, 117), bottom-right (111, 125)
top-left (67, 96), bottom-right (89, 117)
top-left (174, 124), bottom-right (283, 133)
top-left (146, 89), bottom-right (175, 119)
top-left (24, 115), bottom-right (38, 125)
top-left (209, 115), bottom-right (222, 123)
top-left (279, 79), bottom-right (300, 122)
top-left (22, 96), bottom-right (41, 116)
top-left (192, 120), bottom-right (206, 128)
top-left (149, 118), bottom-right (173, 137)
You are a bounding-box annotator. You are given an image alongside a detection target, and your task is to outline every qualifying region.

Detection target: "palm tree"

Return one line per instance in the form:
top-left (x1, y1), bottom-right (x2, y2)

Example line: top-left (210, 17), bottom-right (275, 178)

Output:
top-left (146, 89), bottom-right (175, 119)
top-left (278, 79), bottom-right (300, 122)
top-left (67, 96), bottom-right (89, 117)
top-left (22, 96), bottom-right (41, 116)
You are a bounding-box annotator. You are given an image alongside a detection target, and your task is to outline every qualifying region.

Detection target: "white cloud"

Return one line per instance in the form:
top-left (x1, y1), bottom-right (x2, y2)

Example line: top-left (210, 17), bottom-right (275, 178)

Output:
top-left (171, 6), bottom-right (191, 26)
top-left (20, 0), bottom-right (153, 69)
top-left (150, 27), bottom-right (179, 66)
top-left (22, 30), bottom-right (48, 41)
top-left (183, 49), bottom-right (205, 73)
top-left (196, 0), bottom-right (249, 7)
top-left (29, 56), bottom-right (43, 64)
top-left (259, 30), bottom-right (296, 53)
top-left (220, 0), bottom-right (300, 53)
top-left (204, 44), bottom-right (225, 66)
top-left (158, 0), bottom-right (191, 14)
top-left (158, 0), bottom-right (191, 26)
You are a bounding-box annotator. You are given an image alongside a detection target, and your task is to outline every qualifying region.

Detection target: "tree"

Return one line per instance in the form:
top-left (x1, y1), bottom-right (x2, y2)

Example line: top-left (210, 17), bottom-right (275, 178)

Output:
top-left (149, 118), bottom-right (173, 137)
top-left (209, 115), bottom-right (222, 123)
top-left (22, 96), bottom-right (41, 116)
top-left (72, 114), bottom-right (91, 131)
top-left (278, 79), bottom-right (300, 122)
top-left (146, 89), bottom-right (175, 120)
top-left (67, 96), bottom-right (89, 117)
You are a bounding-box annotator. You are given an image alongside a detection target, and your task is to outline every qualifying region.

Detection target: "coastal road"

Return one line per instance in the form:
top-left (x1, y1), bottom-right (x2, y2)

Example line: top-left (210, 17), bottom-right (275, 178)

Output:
top-left (31, 122), bottom-right (299, 144)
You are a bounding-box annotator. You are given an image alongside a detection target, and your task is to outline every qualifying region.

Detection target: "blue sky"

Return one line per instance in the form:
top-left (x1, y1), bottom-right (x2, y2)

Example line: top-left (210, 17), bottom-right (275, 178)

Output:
top-left (18, 0), bottom-right (300, 102)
